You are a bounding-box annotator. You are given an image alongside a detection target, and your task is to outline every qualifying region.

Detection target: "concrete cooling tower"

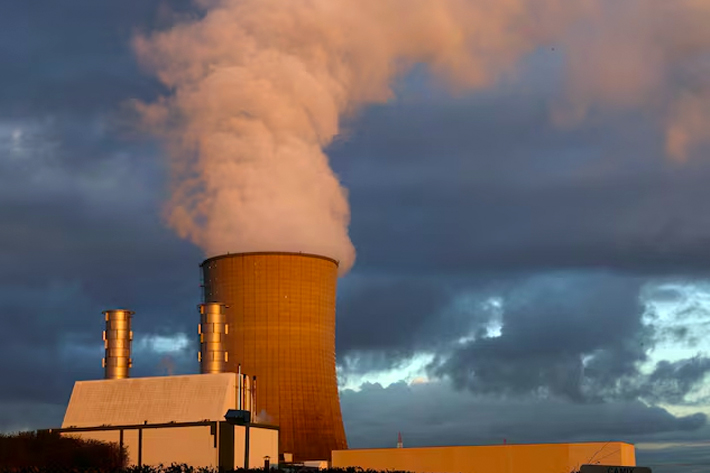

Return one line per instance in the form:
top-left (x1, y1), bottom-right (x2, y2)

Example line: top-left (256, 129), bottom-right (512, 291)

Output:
top-left (200, 252), bottom-right (347, 462)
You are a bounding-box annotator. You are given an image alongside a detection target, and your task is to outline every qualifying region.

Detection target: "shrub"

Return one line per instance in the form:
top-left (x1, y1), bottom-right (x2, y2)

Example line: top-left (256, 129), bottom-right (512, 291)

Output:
top-left (0, 430), bottom-right (126, 472)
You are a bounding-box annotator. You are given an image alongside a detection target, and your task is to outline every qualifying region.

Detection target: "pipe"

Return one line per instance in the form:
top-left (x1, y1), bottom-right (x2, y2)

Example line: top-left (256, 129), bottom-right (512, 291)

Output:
top-left (103, 310), bottom-right (133, 379)
top-left (198, 303), bottom-right (228, 374)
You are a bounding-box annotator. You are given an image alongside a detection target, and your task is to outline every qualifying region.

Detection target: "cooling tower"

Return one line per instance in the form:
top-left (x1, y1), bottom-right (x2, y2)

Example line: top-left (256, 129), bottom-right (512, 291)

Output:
top-left (102, 309), bottom-right (133, 379)
top-left (200, 252), bottom-right (347, 461)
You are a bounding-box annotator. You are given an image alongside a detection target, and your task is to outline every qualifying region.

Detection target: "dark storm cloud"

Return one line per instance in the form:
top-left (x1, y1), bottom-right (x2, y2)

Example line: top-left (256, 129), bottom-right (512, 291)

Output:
top-left (336, 278), bottom-right (451, 371)
top-left (637, 443), bottom-right (710, 473)
top-left (335, 272), bottom-right (516, 374)
top-left (0, 102), bottom-right (201, 431)
top-left (335, 267), bottom-right (710, 409)
top-left (0, 1), bottom-right (207, 431)
top-left (328, 83), bottom-right (710, 447)
top-left (639, 357), bottom-right (710, 405)
top-left (427, 273), bottom-right (710, 405)
top-left (0, 0), bottom-right (203, 340)
top-left (340, 381), bottom-right (707, 450)
top-left (0, 402), bottom-right (67, 434)
top-left (432, 274), bottom-right (650, 401)
top-left (330, 89), bottom-right (710, 277)
top-left (0, 116), bottom-right (202, 329)
top-left (335, 269), bottom-right (710, 410)
top-left (0, 1), bottom-right (196, 116)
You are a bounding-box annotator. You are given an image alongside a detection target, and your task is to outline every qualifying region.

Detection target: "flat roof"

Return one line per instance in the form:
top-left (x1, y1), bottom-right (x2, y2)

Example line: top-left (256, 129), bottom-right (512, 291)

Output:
top-left (334, 440), bottom-right (635, 451)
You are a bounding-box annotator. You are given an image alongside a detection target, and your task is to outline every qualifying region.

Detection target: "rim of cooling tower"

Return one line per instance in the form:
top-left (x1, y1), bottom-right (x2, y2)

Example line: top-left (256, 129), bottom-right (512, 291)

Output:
top-left (199, 251), bottom-right (339, 267)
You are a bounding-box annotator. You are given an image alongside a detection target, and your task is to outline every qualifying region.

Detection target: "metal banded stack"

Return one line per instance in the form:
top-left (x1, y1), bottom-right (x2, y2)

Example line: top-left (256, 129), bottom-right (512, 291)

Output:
top-left (198, 302), bottom-right (228, 373)
top-left (102, 309), bottom-right (133, 379)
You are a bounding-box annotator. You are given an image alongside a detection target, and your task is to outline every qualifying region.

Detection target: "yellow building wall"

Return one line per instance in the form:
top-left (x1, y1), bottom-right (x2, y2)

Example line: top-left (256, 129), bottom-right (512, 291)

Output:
top-left (142, 426), bottom-right (216, 467)
top-left (234, 426), bottom-right (279, 468)
top-left (65, 427), bottom-right (215, 468)
top-left (63, 424), bottom-right (277, 469)
top-left (332, 442), bottom-right (635, 473)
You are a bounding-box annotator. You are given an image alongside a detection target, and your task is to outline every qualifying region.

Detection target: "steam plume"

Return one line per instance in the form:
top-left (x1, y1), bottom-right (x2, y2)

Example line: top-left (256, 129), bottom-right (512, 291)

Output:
top-left (134, 0), bottom-right (710, 274)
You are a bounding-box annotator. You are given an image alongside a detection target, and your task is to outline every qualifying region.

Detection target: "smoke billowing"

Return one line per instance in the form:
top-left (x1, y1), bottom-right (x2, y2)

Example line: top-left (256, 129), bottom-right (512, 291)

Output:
top-left (134, 0), bottom-right (710, 274)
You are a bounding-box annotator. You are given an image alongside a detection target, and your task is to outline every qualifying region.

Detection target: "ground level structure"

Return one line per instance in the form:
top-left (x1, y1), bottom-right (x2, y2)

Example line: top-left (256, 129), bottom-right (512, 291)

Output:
top-left (59, 373), bottom-right (277, 469)
top-left (332, 442), bottom-right (635, 473)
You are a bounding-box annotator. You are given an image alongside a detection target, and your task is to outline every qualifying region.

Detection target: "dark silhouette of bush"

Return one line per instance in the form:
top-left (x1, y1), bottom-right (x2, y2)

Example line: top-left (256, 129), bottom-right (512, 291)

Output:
top-left (0, 430), bottom-right (126, 472)
top-left (0, 451), bottom-right (413, 473)
top-left (0, 462), bottom-right (415, 473)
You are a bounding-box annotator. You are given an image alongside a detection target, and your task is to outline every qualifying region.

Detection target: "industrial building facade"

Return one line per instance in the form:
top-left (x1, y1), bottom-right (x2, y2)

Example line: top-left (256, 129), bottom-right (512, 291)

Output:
top-left (332, 442), bottom-right (636, 473)
top-left (200, 252), bottom-right (347, 461)
top-left (52, 251), bottom-right (641, 471)
top-left (60, 373), bottom-right (277, 469)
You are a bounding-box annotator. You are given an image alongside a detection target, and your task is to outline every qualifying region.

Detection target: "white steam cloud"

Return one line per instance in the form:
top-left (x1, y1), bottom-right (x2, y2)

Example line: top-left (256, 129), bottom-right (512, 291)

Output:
top-left (134, 0), bottom-right (710, 275)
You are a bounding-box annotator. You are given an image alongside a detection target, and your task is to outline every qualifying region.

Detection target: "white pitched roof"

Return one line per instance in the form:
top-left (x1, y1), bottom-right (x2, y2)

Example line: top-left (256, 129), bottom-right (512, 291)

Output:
top-left (62, 373), bottom-right (237, 427)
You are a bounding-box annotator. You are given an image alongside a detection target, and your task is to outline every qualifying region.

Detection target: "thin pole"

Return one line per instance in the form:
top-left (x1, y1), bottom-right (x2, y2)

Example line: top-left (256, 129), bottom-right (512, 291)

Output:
top-left (138, 428), bottom-right (143, 467)
top-left (244, 423), bottom-right (250, 469)
top-left (119, 429), bottom-right (124, 466)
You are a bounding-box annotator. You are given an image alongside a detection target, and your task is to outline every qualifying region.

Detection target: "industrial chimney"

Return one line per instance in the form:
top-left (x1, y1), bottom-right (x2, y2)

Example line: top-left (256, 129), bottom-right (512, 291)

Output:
top-left (102, 309), bottom-right (133, 379)
top-left (198, 302), bottom-right (228, 374)
top-left (200, 252), bottom-right (347, 461)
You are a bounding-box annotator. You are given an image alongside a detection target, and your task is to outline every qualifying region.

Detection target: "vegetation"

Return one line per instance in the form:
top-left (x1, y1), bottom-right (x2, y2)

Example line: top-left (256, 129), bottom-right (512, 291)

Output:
top-left (0, 465), bottom-right (413, 473)
top-left (0, 430), bottom-right (126, 472)
top-left (0, 455), bottom-right (414, 473)
top-left (0, 466), bottom-right (392, 473)
top-left (0, 433), bottom-right (413, 473)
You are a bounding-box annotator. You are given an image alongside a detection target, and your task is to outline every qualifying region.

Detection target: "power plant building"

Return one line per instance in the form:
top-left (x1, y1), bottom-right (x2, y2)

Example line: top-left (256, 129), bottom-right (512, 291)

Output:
top-left (50, 252), bottom-right (641, 472)
top-left (60, 373), bottom-right (277, 469)
top-left (332, 442), bottom-right (636, 473)
top-left (200, 252), bottom-right (348, 461)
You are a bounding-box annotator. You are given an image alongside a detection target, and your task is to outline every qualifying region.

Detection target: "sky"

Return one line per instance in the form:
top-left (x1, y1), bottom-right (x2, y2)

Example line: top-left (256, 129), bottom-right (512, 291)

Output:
top-left (2, 2), bottom-right (710, 472)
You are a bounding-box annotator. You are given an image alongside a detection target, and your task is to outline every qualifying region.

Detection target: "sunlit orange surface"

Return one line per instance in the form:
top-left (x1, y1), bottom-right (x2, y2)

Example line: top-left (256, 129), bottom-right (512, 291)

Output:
top-left (333, 442), bottom-right (635, 473)
top-left (201, 252), bottom-right (347, 461)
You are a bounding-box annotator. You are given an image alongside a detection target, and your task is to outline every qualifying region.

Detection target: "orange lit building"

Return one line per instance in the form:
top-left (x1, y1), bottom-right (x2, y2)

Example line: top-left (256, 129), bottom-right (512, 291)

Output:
top-left (200, 252), bottom-right (347, 461)
top-left (53, 252), bottom-right (641, 472)
top-left (332, 442), bottom-right (636, 473)
top-left (60, 373), bottom-right (277, 469)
